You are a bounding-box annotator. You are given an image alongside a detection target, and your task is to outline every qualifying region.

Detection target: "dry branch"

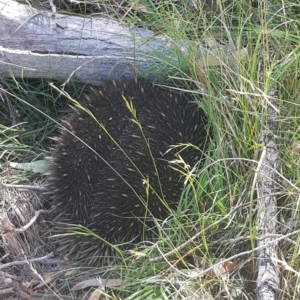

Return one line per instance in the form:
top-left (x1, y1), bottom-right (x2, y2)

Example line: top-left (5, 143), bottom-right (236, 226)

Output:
top-left (0, 252), bottom-right (54, 270)
top-left (255, 86), bottom-right (280, 299)
top-left (0, 0), bottom-right (191, 85)
top-left (2, 210), bottom-right (47, 234)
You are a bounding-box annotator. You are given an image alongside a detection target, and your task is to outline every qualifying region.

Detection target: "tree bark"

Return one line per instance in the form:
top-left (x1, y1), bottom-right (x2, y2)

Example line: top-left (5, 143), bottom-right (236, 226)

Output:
top-left (0, 0), bottom-right (182, 85)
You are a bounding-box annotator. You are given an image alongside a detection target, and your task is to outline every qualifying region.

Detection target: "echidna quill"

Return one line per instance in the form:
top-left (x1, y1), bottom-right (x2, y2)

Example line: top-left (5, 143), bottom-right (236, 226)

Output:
top-left (46, 79), bottom-right (208, 264)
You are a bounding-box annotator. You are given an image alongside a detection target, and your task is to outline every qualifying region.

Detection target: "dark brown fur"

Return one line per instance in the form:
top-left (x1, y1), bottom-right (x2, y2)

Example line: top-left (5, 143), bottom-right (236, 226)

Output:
top-left (46, 79), bottom-right (208, 264)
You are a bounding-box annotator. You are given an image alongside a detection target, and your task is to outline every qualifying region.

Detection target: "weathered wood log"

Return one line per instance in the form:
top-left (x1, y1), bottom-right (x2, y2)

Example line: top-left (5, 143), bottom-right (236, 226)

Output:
top-left (255, 85), bottom-right (280, 300)
top-left (0, 0), bottom-right (187, 85)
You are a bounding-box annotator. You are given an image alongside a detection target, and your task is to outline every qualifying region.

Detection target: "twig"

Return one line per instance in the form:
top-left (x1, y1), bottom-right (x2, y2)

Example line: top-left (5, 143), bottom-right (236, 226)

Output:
top-left (0, 253), bottom-right (54, 270)
top-left (149, 201), bottom-right (252, 262)
top-left (1, 183), bottom-right (48, 192)
top-left (188, 229), bottom-right (300, 280)
top-left (0, 287), bottom-right (14, 297)
top-left (2, 210), bottom-right (48, 234)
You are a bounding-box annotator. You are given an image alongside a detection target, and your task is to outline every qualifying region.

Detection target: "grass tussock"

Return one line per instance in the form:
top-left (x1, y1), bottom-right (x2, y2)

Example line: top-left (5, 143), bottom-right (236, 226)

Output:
top-left (1, 0), bottom-right (300, 299)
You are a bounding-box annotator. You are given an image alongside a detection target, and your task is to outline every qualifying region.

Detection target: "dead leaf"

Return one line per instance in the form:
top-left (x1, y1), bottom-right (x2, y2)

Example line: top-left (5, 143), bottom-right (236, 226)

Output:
top-left (292, 141), bottom-right (300, 155)
top-left (136, 4), bottom-right (148, 12)
top-left (223, 260), bottom-right (236, 273)
top-left (72, 277), bottom-right (123, 291)
top-left (207, 260), bottom-right (236, 278)
top-left (9, 160), bottom-right (49, 174)
top-left (89, 289), bottom-right (103, 300)
top-left (33, 272), bottom-right (62, 290)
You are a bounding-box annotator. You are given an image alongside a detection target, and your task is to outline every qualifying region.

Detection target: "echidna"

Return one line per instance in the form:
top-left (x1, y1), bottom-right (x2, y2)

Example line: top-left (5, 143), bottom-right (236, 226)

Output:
top-left (46, 79), bottom-right (208, 264)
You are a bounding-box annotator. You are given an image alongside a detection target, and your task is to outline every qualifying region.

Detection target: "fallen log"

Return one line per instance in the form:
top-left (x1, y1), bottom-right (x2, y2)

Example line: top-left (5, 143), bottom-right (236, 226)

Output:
top-left (0, 0), bottom-right (184, 85)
